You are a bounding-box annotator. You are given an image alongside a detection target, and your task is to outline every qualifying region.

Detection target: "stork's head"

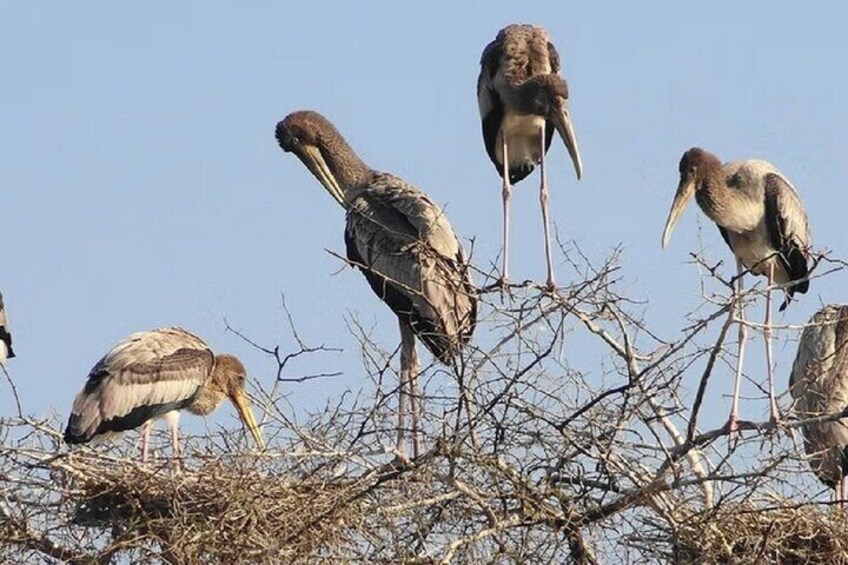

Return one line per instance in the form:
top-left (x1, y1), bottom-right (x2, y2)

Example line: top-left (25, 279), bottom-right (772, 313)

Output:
top-left (211, 354), bottom-right (266, 451)
top-left (661, 147), bottom-right (722, 248)
top-left (276, 110), bottom-right (368, 208)
top-left (520, 75), bottom-right (583, 180)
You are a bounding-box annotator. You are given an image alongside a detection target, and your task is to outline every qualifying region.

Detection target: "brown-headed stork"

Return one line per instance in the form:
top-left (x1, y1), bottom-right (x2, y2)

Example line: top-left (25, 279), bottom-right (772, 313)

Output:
top-left (275, 110), bottom-right (477, 458)
top-left (64, 327), bottom-right (266, 461)
top-left (477, 24), bottom-right (583, 289)
top-left (662, 147), bottom-right (812, 431)
top-left (789, 305), bottom-right (848, 503)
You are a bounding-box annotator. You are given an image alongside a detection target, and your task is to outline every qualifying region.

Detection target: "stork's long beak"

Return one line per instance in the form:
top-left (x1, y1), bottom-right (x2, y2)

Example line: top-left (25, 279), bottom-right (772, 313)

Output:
top-left (230, 389), bottom-right (266, 451)
top-left (661, 177), bottom-right (696, 249)
top-left (551, 100), bottom-right (583, 180)
top-left (297, 145), bottom-right (345, 207)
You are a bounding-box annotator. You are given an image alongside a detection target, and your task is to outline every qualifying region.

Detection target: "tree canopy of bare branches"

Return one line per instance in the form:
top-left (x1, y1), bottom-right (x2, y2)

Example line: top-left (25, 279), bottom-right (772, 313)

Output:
top-left (1, 243), bottom-right (846, 563)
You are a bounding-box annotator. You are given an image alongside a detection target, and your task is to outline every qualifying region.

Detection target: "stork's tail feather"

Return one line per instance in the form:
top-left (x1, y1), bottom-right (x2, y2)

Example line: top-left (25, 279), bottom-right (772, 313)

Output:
top-left (63, 415), bottom-right (90, 445)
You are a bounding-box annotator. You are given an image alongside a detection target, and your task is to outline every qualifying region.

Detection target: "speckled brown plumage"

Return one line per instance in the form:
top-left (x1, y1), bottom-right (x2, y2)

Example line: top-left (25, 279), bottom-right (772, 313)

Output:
top-left (790, 305), bottom-right (848, 491)
top-left (276, 110), bottom-right (477, 456)
top-left (64, 327), bottom-right (264, 455)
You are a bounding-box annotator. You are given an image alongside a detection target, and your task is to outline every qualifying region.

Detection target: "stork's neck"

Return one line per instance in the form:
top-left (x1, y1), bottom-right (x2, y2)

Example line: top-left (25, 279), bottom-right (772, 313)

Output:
top-left (318, 130), bottom-right (373, 194)
top-left (500, 75), bottom-right (563, 116)
top-left (187, 384), bottom-right (225, 416)
top-left (695, 171), bottom-right (761, 233)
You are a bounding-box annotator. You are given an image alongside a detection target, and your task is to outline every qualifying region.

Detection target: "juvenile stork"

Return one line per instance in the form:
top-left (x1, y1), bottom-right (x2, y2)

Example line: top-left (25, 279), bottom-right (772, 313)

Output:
top-left (789, 305), bottom-right (848, 503)
top-left (275, 110), bottom-right (477, 458)
top-left (477, 24), bottom-right (583, 288)
top-left (64, 327), bottom-right (266, 461)
top-left (0, 291), bottom-right (14, 365)
top-left (662, 147), bottom-right (812, 430)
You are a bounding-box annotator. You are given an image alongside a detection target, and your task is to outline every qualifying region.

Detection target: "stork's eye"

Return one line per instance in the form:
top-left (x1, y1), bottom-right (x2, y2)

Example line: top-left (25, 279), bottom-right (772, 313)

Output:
top-left (688, 166), bottom-right (696, 175)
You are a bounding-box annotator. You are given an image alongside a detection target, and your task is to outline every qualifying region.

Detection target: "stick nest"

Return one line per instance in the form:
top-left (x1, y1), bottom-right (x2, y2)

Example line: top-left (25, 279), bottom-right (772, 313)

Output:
top-left (668, 500), bottom-right (848, 564)
top-left (58, 453), bottom-right (365, 563)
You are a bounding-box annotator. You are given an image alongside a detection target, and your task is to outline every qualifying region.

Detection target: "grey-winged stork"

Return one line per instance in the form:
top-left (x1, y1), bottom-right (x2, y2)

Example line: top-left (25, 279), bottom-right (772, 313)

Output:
top-left (64, 327), bottom-right (265, 461)
top-left (477, 24), bottom-right (583, 289)
top-left (275, 110), bottom-right (477, 458)
top-left (662, 147), bottom-right (812, 431)
top-left (0, 290), bottom-right (14, 365)
top-left (789, 305), bottom-right (848, 503)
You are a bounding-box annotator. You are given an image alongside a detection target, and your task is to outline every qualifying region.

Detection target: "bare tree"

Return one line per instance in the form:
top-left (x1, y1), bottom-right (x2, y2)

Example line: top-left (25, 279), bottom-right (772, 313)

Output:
top-left (1, 243), bottom-right (846, 563)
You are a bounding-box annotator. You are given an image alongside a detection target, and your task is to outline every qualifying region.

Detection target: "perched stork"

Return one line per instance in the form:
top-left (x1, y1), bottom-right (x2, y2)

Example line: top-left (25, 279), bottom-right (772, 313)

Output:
top-left (662, 147), bottom-right (812, 430)
top-left (64, 327), bottom-right (265, 461)
top-left (477, 24), bottom-right (583, 289)
top-left (275, 110), bottom-right (477, 457)
top-left (789, 305), bottom-right (848, 503)
top-left (0, 290), bottom-right (14, 365)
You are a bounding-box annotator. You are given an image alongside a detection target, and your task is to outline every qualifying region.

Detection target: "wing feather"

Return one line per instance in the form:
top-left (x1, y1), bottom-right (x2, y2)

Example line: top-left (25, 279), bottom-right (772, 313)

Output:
top-left (64, 327), bottom-right (214, 443)
top-left (764, 173), bottom-right (811, 297)
top-left (345, 175), bottom-right (476, 362)
top-left (790, 306), bottom-right (848, 487)
top-left (0, 290), bottom-right (13, 360)
top-left (478, 33), bottom-right (505, 173)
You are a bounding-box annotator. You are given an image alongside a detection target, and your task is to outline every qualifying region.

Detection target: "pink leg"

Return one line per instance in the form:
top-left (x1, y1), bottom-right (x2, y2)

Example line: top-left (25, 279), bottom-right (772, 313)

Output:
top-left (396, 321), bottom-right (411, 457)
top-left (840, 477), bottom-right (846, 507)
top-left (141, 421), bottom-right (152, 463)
top-left (500, 135), bottom-right (512, 286)
top-left (539, 126), bottom-right (556, 290)
top-left (727, 261), bottom-right (746, 434)
top-left (764, 265), bottom-right (780, 424)
top-left (409, 343), bottom-right (421, 458)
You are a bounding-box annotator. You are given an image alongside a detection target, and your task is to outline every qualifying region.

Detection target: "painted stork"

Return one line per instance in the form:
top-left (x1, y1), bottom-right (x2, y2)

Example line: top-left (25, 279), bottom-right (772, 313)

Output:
top-left (661, 147), bottom-right (812, 430)
top-left (64, 327), bottom-right (266, 461)
top-left (0, 290), bottom-right (14, 365)
top-left (477, 24), bottom-right (583, 289)
top-left (789, 305), bottom-right (848, 503)
top-left (275, 110), bottom-right (477, 457)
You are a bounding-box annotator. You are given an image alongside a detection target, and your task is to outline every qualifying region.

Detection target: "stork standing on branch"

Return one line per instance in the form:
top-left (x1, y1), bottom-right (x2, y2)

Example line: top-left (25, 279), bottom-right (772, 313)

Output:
top-left (789, 305), bottom-right (848, 503)
top-left (477, 24), bottom-right (583, 289)
top-left (0, 290), bottom-right (14, 365)
top-left (275, 110), bottom-right (477, 458)
top-left (64, 327), bottom-right (266, 461)
top-left (662, 147), bottom-right (812, 431)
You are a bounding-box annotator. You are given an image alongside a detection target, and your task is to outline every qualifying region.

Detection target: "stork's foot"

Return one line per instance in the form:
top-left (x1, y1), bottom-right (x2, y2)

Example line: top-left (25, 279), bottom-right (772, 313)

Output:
top-left (495, 276), bottom-right (515, 300)
top-left (543, 278), bottom-right (557, 294)
top-left (768, 412), bottom-right (785, 432)
top-left (723, 414), bottom-right (741, 437)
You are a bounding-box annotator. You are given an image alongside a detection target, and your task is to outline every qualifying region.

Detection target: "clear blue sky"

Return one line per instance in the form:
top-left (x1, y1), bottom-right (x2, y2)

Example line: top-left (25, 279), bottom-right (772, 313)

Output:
top-left (2, 2), bottom-right (846, 438)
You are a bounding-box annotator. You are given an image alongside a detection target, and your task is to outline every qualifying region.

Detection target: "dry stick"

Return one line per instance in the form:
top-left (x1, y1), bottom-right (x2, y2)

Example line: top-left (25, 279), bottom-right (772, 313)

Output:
top-left (1, 363), bottom-right (22, 418)
top-left (567, 303), bottom-right (715, 507)
top-left (686, 305), bottom-right (737, 442)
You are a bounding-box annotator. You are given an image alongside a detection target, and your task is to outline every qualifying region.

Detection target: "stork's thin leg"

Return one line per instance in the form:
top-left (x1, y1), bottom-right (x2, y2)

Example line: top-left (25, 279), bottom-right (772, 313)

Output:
top-left (840, 477), bottom-right (846, 507)
top-left (409, 342), bottom-right (421, 458)
top-left (500, 135), bottom-right (512, 287)
top-left (398, 321), bottom-right (420, 458)
top-left (395, 365), bottom-right (407, 457)
top-left (539, 126), bottom-right (556, 290)
top-left (728, 261), bottom-right (746, 434)
top-left (764, 265), bottom-right (780, 424)
top-left (141, 421), bottom-right (152, 463)
top-left (164, 411), bottom-right (182, 470)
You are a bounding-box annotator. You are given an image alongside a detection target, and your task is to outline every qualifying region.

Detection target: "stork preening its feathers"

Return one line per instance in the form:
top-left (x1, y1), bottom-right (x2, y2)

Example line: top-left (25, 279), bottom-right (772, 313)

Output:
top-left (275, 110), bottom-right (477, 457)
top-left (477, 24), bottom-right (583, 289)
top-left (0, 290), bottom-right (14, 365)
top-left (64, 327), bottom-right (265, 461)
top-left (789, 305), bottom-right (848, 502)
top-left (662, 147), bottom-right (812, 430)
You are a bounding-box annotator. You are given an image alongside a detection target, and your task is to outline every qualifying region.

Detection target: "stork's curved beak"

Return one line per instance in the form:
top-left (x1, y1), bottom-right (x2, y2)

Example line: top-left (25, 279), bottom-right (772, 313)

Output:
top-left (551, 100), bottom-right (583, 180)
top-left (661, 177), bottom-right (696, 249)
top-left (230, 389), bottom-right (266, 451)
top-left (297, 144), bottom-right (346, 207)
